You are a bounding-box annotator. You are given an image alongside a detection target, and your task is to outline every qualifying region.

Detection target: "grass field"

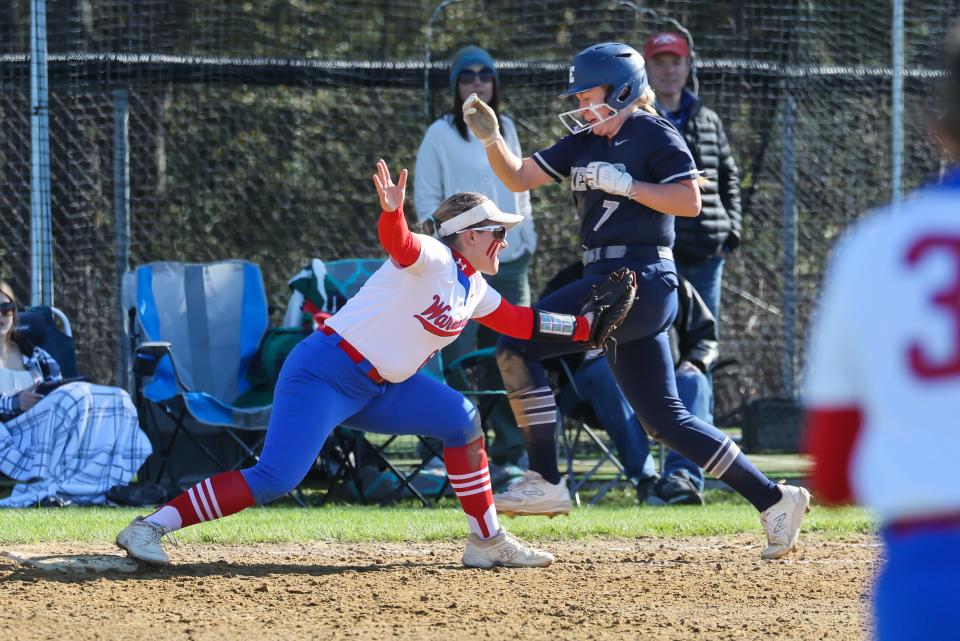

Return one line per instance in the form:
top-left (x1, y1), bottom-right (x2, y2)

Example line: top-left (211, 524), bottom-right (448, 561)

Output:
top-left (0, 500), bottom-right (874, 544)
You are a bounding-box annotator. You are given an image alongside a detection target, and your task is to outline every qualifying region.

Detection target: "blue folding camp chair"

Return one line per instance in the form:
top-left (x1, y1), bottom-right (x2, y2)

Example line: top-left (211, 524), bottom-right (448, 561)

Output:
top-left (125, 260), bottom-right (275, 491)
top-left (16, 306), bottom-right (80, 378)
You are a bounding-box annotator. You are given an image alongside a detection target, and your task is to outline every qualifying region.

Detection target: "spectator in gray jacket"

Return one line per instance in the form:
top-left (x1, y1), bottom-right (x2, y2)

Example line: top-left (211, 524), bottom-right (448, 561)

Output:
top-left (414, 45), bottom-right (536, 470)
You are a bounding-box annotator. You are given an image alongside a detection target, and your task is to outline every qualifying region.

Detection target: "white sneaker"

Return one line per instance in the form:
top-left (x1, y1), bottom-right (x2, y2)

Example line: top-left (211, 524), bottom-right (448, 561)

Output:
top-left (116, 516), bottom-right (173, 564)
top-left (462, 530), bottom-right (555, 568)
top-left (760, 483), bottom-right (812, 560)
top-left (493, 470), bottom-right (572, 517)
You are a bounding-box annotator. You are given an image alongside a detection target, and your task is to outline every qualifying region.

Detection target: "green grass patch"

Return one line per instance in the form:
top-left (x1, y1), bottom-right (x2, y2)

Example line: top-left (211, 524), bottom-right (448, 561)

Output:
top-left (0, 502), bottom-right (875, 545)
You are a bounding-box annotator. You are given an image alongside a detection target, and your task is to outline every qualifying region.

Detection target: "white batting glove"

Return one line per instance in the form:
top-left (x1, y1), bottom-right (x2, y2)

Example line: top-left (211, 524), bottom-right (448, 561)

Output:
top-left (584, 161), bottom-right (635, 198)
top-left (462, 93), bottom-right (502, 147)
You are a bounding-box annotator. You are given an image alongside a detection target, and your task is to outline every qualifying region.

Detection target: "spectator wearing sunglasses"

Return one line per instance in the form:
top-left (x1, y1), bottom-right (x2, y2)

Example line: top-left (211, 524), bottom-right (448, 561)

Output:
top-left (414, 45), bottom-right (536, 472)
top-left (0, 280), bottom-right (151, 507)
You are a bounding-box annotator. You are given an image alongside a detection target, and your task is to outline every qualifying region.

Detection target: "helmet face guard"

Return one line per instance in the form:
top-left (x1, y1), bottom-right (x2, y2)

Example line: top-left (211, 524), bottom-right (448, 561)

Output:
top-left (557, 42), bottom-right (648, 135)
top-left (558, 101), bottom-right (618, 134)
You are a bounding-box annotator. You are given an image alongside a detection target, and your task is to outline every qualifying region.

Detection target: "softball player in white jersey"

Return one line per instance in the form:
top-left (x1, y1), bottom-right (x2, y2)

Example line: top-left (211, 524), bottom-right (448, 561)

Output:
top-left (804, 27), bottom-right (960, 640)
top-left (116, 160), bottom-right (603, 569)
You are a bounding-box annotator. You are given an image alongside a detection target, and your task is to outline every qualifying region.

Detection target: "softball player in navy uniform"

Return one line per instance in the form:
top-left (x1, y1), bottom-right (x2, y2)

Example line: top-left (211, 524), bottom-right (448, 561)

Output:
top-left (805, 28), bottom-right (960, 639)
top-left (465, 42), bottom-right (810, 559)
top-left (116, 160), bottom-right (621, 569)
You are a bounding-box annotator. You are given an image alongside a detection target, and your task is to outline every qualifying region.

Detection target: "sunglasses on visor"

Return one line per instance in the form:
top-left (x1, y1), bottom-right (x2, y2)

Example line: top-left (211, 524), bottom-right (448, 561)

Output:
top-left (458, 68), bottom-right (496, 84)
top-left (0, 302), bottom-right (16, 316)
top-left (459, 225), bottom-right (506, 241)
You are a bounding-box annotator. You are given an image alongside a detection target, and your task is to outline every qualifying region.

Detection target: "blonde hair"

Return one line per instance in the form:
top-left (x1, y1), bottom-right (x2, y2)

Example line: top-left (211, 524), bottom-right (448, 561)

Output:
top-left (420, 192), bottom-right (491, 245)
top-left (635, 86), bottom-right (658, 115)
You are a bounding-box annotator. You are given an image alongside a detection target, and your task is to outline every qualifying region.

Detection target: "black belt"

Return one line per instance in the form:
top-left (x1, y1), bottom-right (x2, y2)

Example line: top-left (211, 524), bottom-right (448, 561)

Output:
top-left (582, 245), bottom-right (673, 266)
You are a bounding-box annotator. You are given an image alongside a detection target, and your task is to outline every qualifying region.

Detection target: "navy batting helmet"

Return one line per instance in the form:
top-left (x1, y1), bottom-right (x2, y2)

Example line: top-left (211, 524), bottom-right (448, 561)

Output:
top-left (558, 42), bottom-right (649, 134)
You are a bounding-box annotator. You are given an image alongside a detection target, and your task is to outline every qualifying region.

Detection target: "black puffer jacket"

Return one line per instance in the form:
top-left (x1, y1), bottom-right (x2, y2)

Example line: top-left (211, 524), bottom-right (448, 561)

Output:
top-left (666, 90), bottom-right (742, 265)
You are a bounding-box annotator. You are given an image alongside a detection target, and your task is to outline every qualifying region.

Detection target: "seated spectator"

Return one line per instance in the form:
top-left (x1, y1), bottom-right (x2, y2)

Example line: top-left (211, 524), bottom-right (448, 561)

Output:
top-left (542, 264), bottom-right (718, 505)
top-left (0, 281), bottom-right (152, 506)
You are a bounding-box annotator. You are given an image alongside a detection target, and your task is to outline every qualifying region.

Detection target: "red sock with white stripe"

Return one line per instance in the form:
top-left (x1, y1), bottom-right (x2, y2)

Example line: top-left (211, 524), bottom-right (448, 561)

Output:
top-left (143, 471), bottom-right (255, 532)
top-left (444, 438), bottom-right (500, 540)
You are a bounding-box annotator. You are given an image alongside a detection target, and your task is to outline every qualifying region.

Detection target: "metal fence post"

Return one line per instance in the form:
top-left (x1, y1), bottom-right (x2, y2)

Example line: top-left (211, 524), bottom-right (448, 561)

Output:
top-left (29, 0), bottom-right (53, 306)
top-left (781, 94), bottom-right (798, 398)
top-left (113, 89), bottom-right (131, 388)
top-left (891, 0), bottom-right (904, 209)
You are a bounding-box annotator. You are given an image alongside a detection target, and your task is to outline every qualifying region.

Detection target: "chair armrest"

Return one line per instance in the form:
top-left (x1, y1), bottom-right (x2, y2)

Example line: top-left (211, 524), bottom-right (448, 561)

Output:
top-left (443, 347), bottom-right (497, 375)
top-left (134, 341), bottom-right (193, 392)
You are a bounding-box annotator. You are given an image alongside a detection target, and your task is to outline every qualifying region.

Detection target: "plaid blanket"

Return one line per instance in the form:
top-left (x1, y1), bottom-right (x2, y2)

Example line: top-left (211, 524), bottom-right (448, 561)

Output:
top-left (0, 382), bottom-right (152, 507)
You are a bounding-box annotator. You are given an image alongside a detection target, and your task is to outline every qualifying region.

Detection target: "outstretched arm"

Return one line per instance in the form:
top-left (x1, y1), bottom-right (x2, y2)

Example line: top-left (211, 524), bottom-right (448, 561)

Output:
top-left (462, 94), bottom-right (554, 193)
top-left (373, 159), bottom-right (421, 267)
top-left (475, 298), bottom-right (590, 342)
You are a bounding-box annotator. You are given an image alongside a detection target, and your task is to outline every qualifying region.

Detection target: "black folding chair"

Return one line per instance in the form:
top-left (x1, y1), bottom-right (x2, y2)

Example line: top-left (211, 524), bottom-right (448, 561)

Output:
top-left (554, 358), bottom-right (645, 506)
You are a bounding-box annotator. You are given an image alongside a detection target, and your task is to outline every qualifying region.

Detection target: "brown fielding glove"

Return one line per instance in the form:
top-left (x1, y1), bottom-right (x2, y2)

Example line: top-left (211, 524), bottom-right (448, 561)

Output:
top-left (580, 267), bottom-right (638, 354)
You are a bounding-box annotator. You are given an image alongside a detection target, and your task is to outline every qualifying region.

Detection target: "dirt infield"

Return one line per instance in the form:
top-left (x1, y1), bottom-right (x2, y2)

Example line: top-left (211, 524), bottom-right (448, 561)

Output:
top-left (1, 533), bottom-right (876, 641)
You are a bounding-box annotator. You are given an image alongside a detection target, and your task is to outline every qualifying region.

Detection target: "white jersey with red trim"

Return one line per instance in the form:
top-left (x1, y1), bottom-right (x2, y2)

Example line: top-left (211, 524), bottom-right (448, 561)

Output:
top-left (803, 176), bottom-right (960, 521)
top-left (325, 234), bottom-right (501, 383)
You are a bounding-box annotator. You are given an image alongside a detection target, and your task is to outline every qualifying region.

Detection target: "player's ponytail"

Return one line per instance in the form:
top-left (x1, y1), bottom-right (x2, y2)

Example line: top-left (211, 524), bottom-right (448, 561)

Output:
top-left (635, 86), bottom-right (658, 115)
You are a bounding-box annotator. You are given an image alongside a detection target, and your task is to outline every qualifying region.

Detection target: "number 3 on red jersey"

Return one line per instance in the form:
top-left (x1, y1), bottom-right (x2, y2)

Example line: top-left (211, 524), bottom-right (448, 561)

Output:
top-left (906, 235), bottom-right (960, 379)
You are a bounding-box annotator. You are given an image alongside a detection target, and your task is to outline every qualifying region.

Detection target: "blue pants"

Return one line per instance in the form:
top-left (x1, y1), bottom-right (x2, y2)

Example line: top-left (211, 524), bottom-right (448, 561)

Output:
top-left (677, 255), bottom-right (723, 416)
top-left (874, 527), bottom-right (960, 641)
top-left (677, 255), bottom-right (725, 327)
top-left (572, 357), bottom-right (711, 487)
top-left (241, 330), bottom-right (481, 505)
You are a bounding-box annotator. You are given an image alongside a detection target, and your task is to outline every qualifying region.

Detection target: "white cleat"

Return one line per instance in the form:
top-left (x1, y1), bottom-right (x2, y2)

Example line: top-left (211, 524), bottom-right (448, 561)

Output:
top-left (462, 529), bottom-right (555, 568)
top-left (493, 470), bottom-right (572, 517)
top-left (760, 483), bottom-right (812, 560)
top-left (116, 516), bottom-right (172, 565)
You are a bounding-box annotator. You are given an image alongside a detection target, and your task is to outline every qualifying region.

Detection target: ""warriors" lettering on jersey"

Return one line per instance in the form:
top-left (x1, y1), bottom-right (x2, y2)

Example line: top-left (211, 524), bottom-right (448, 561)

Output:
top-left (414, 295), bottom-right (469, 337)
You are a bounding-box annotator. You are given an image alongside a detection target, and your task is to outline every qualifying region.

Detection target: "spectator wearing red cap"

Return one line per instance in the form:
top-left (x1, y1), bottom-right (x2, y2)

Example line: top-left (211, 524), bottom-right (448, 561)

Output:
top-left (643, 32), bottom-right (741, 337)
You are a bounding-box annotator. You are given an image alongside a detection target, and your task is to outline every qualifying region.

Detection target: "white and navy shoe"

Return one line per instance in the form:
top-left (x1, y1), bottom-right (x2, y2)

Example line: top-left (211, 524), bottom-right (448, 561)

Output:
top-left (116, 516), bottom-right (173, 565)
top-left (493, 470), bottom-right (572, 517)
top-left (462, 530), bottom-right (555, 568)
top-left (760, 483), bottom-right (812, 560)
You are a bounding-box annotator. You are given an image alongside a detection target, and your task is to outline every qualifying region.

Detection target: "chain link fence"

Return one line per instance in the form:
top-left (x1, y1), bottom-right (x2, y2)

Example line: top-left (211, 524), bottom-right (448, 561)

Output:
top-left (0, 0), bottom-right (953, 425)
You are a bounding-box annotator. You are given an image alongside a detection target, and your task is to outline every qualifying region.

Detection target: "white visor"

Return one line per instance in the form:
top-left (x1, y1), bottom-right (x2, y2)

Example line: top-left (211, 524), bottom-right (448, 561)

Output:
top-left (437, 200), bottom-right (523, 237)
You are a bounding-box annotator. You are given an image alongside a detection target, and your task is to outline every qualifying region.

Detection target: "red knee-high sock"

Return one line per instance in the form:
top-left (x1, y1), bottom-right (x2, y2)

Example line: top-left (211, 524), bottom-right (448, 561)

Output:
top-left (444, 438), bottom-right (500, 539)
top-left (144, 471), bottom-right (255, 532)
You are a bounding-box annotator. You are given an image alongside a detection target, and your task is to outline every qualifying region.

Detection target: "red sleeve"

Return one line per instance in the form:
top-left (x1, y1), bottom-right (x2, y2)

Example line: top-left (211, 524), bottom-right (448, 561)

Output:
top-left (802, 406), bottom-right (862, 506)
top-left (475, 299), bottom-right (591, 341)
top-left (377, 205), bottom-right (421, 268)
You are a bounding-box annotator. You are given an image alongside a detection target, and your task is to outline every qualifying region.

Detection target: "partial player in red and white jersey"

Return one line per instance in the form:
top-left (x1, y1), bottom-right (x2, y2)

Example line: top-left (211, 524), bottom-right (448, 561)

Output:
top-left (804, 27), bottom-right (960, 641)
top-left (115, 160), bottom-right (603, 569)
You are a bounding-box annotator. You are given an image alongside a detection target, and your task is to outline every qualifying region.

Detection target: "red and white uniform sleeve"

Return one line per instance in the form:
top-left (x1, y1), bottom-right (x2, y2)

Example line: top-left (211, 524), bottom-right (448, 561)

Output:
top-left (475, 298), bottom-right (590, 341)
top-left (377, 206), bottom-right (421, 268)
top-left (802, 240), bottom-right (863, 505)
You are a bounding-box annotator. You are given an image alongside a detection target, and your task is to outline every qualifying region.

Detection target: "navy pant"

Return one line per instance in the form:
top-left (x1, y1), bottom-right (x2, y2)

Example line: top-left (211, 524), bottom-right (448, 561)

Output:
top-left (571, 356), bottom-right (710, 487)
top-left (498, 256), bottom-right (779, 511)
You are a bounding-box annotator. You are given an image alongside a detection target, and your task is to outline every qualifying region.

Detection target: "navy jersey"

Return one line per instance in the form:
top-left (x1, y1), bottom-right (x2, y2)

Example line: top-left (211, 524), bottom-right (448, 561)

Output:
top-left (532, 111), bottom-right (697, 249)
